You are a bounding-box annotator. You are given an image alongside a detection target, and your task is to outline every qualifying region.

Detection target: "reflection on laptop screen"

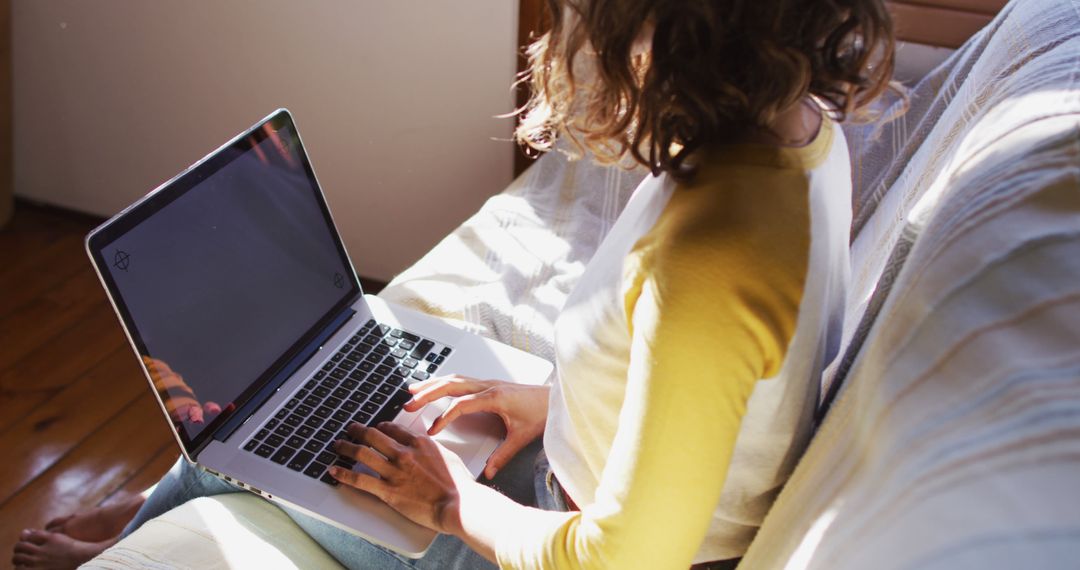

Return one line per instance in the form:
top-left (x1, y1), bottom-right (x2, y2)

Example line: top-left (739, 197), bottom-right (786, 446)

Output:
top-left (102, 122), bottom-right (352, 445)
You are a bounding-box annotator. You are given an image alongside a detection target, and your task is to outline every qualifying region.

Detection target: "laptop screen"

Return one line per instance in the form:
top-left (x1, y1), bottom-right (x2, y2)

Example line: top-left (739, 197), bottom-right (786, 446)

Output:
top-left (88, 110), bottom-right (359, 453)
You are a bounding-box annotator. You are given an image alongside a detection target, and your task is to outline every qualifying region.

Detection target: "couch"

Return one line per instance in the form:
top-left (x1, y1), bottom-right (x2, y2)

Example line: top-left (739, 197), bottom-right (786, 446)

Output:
top-left (86, 0), bottom-right (1080, 566)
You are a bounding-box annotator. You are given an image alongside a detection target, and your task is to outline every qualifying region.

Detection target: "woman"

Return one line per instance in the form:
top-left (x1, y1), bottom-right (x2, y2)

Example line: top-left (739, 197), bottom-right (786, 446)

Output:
top-left (13, 0), bottom-right (894, 567)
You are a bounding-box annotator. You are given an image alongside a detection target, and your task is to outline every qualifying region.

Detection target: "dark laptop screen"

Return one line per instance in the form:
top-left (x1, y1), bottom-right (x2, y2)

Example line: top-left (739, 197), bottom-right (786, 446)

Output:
top-left (89, 111), bottom-right (358, 451)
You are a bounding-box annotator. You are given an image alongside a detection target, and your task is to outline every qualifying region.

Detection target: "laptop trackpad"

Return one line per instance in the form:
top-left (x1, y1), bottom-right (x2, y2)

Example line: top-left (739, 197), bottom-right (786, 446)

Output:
top-left (404, 403), bottom-right (505, 468)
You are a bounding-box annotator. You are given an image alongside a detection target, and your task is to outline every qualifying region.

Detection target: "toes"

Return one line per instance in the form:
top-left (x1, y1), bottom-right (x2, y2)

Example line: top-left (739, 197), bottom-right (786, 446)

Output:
top-left (13, 538), bottom-right (42, 555)
top-left (13, 551), bottom-right (38, 567)
top-left (19, 529), bottom-right (50, 546)
top-left (45, 514), bottom-right (73, 532)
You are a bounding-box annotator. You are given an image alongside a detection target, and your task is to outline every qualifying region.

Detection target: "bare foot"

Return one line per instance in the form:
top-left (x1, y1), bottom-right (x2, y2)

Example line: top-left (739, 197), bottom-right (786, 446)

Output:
top-left (42, 494), bottom-right (145, 543)
top-left (11, 529), bottom-right (115, 569)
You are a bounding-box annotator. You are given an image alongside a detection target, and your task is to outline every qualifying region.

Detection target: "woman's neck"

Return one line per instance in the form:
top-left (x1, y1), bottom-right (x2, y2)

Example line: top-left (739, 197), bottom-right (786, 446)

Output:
top-left (740, 98), bottom-right (823, 148)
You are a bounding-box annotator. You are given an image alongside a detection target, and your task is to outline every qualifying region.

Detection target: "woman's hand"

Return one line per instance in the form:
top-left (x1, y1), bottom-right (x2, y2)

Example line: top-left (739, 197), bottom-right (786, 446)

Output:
top-left (404, 375), bottom-right (550, 479)
top-left (331, 422), bottom-right (474, 535)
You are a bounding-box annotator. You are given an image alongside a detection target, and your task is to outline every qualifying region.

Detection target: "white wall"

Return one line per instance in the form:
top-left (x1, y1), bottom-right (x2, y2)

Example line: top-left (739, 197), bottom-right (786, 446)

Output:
top-left (14, 1), bottom-right (518, 282)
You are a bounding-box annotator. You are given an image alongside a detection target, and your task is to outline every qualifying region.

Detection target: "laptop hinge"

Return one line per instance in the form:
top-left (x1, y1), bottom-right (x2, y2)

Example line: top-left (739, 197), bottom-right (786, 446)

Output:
top-left (206, 306), bottom-right (357, 449)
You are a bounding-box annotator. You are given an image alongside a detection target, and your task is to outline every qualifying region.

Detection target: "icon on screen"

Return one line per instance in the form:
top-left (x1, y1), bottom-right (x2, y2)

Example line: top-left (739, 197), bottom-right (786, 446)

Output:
top-left (333, 272), bottom-right (344, 289)
top-left (114, 250), bottom-right (130, 271)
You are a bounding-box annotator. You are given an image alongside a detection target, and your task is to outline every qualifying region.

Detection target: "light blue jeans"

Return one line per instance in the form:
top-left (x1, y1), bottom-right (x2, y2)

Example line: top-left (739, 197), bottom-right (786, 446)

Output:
top-left (122, 441), bottom-right (561, 569)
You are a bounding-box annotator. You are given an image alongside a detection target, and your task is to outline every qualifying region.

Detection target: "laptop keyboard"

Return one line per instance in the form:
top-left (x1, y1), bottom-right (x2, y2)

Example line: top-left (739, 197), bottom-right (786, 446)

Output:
top-left (241, 318), bottom-right (452, 486)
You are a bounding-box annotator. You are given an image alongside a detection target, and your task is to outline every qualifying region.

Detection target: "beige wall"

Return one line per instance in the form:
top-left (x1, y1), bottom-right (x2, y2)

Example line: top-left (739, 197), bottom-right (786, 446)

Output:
top-left (14, 1), bottom-right (518, 281)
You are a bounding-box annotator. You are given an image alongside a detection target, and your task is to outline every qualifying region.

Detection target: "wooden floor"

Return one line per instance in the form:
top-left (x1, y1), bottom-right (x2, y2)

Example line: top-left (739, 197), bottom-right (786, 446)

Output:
top-left (0, 201), bottom-right (383, 561)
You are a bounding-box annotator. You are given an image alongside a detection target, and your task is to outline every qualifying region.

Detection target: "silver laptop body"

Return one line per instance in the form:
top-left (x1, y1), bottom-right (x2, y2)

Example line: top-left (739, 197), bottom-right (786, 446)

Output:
top-left (85, 108), bottom-right (552, 557)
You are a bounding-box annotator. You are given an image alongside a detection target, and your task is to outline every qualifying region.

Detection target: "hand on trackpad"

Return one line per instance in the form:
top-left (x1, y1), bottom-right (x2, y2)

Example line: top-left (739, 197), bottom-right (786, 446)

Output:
top-left (407, 403), bottom-right (505, 461)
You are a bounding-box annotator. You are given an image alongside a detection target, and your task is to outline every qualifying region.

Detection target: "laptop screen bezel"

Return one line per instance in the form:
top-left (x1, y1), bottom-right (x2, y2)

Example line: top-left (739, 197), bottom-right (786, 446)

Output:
top-left (86, 108), bottom-right (362, 456)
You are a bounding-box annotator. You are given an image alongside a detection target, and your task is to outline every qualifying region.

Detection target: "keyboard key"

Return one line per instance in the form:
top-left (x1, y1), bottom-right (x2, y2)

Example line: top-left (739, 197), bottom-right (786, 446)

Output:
top-left (332, 387), bottom-right (350, 399)
top-left (274, 424), bottom-right (294, 437)
top-left (331, 353), bottom-right (344, 362)
top-left (349, 334), bottom-right (362, 344)
top-left (330, 369), bottom-right (347, 380)
top-left (266, 434), bottom-right (285, 447)
top-left (383, 356), bottom-right (401, 368)
top-left (361, 402), bottom-right (380, 414)
top-left (359, 382), bottom-right (377, 394)
top-left (296, 404), bottom-right (314, 417)
top-left (358, 361), bottom-right (375, 373)
top-left (427, 363), bottom-right (438, 374)
top-left (255, 444), bottom-right (275, 458)
top-left (370, 393), bottom-right (388, 404)
top-left (266, 419), bottom-right (279, 430)
top-left (284, 414), bottom-right (303, 427)
top-left (332, 409), bottom-right (350, 422)
top-left (285, 398), bottom-right (299, 409)
top-left (425, 353), bottom-right (437, 363)
top-left (325, 396), bottom-right (343, 408)
top-left (364, 353), bottom-right (382, 364)
top-left (370, 391), bottom-right (410, 426)
top-left (322, 361), bottom-right (335, 372)
top-left (381, 338), bottom-right (399, 348)
top-left (321, 472), bottom-right (339, 486)
top-left (254, 429), bottom-right (269, 440)
top-left (440, 347), bottom-right (452, 357)
top-left (304, 416), bottom-right (324, 429)
top-left (400, 332), bottom-right (420, 342)
top-left (271, 446), bottom-right (297, 465)
top-left (373, 344), bottom-right (390, 356)
top-left (365, 319), bottom-right (377, 328)
top-left (411, 340), bottom-right (435, 360)
top-left (287, 450), bottom-right (314, 472)
top-left (376, 324), bottom-right (391, 336)
top-left (402, 358), bottom-right (419, 369)
top-left (339, 360), bottom-right (356, 371)
top-left (398, 340), bottom-right (415, 351)
top-left (377, 383), bottom-right (395, 395)
top-left (342, 400), bottom-right (360, 412)
top-left (243, 439), bottom-right (258, 452)
top-left (304, 462), bottom-right (329, 479)
top-left (364, 334), bottom-right (381, 345)
top-left (342, 378), bottom-right (359, 390)
top-left (314, 429), bottom-right (333, 442)
top-left (314, 406), bottom-right (332, 418)
top-left (435, 355), bottom-right (446, 364)
top-left (287, 436), bottom-right (305, 449)
top-left (375, 365), bottom-right (393, 376)
top-left (412, 370), bottom-right (430, 381)
top-left (391, 348), bottom-right (407, 359)
top-left (352, 411), bottom-right (372, 424)
top-left (303, 396), bottom-right (322, 408)
top-left (317, 451), bottom-right (338, 465)
top-left (305, 379), bottom-right (318, 390)
top-left (314, 386), bottom-right (331, 398)
top-left (297, 425), bottom-right (315, 438)
top-left (275, 408), bottom-right (289, 420)
top-left (324, 419), bottom-right (343, 432)
top-left (297, 389), bottom-right (310, 400)
top-left (314, 370), bottom-right (326, 380)
top-left (348, 391), bottom-right (367, 403)
top-left (304, 440), bottom-right (323, 453)
top-left (321, 377), bottom-right (340, 389)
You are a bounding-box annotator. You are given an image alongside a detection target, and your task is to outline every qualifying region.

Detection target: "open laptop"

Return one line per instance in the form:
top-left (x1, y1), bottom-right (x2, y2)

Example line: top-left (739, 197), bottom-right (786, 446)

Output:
top-left (85, 108), bottom-right (553, 557)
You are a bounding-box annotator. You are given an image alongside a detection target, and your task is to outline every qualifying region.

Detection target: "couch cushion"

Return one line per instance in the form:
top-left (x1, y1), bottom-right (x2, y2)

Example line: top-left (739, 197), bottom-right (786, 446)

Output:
top-left (86, 493), bottom-right (343, 569)
top-left (742, 0), bottom-right (1080, 565)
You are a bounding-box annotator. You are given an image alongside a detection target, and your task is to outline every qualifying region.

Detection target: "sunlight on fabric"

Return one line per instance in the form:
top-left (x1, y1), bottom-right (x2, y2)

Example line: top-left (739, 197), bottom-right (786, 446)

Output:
top-left (193, 498), bottom-right (303, 569)
top-left (782, 507), bottom-right (839, 570)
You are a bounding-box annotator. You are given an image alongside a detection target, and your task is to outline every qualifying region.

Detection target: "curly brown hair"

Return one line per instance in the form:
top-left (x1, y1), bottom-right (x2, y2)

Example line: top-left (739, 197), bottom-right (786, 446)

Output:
top-left (515, 0), bottom-right (896, 178)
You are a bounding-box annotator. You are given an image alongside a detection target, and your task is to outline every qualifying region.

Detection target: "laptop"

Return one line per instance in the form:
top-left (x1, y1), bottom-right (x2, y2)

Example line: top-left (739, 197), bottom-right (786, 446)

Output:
top-left (85, 108), bottom-right (553, 557)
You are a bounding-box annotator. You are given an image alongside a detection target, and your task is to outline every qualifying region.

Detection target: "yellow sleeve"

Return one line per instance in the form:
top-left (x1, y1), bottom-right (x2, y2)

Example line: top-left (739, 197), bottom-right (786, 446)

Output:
top-left (495, 190), bottom-right (808, 569)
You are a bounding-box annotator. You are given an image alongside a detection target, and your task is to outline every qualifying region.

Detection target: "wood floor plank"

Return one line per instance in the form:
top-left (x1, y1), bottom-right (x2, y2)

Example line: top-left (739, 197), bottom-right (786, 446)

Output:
top-left (99, 443), bottom-right (179, 508)
top-left (0, 269), bottom-right (102, 378)
top-left (0, 234), bottom-right (90, 319)
top-left (0, 391), bottom-right (173, 559)
top-left (0, 346), bottom-right (147, 503)
top-left (0, 303), bottom-right (132, 435)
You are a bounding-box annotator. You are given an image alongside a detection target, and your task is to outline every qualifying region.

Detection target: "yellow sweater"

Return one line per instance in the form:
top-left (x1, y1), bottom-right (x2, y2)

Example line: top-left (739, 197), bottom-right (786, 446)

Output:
top-left (497, 116), bottom-right (850, 568)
